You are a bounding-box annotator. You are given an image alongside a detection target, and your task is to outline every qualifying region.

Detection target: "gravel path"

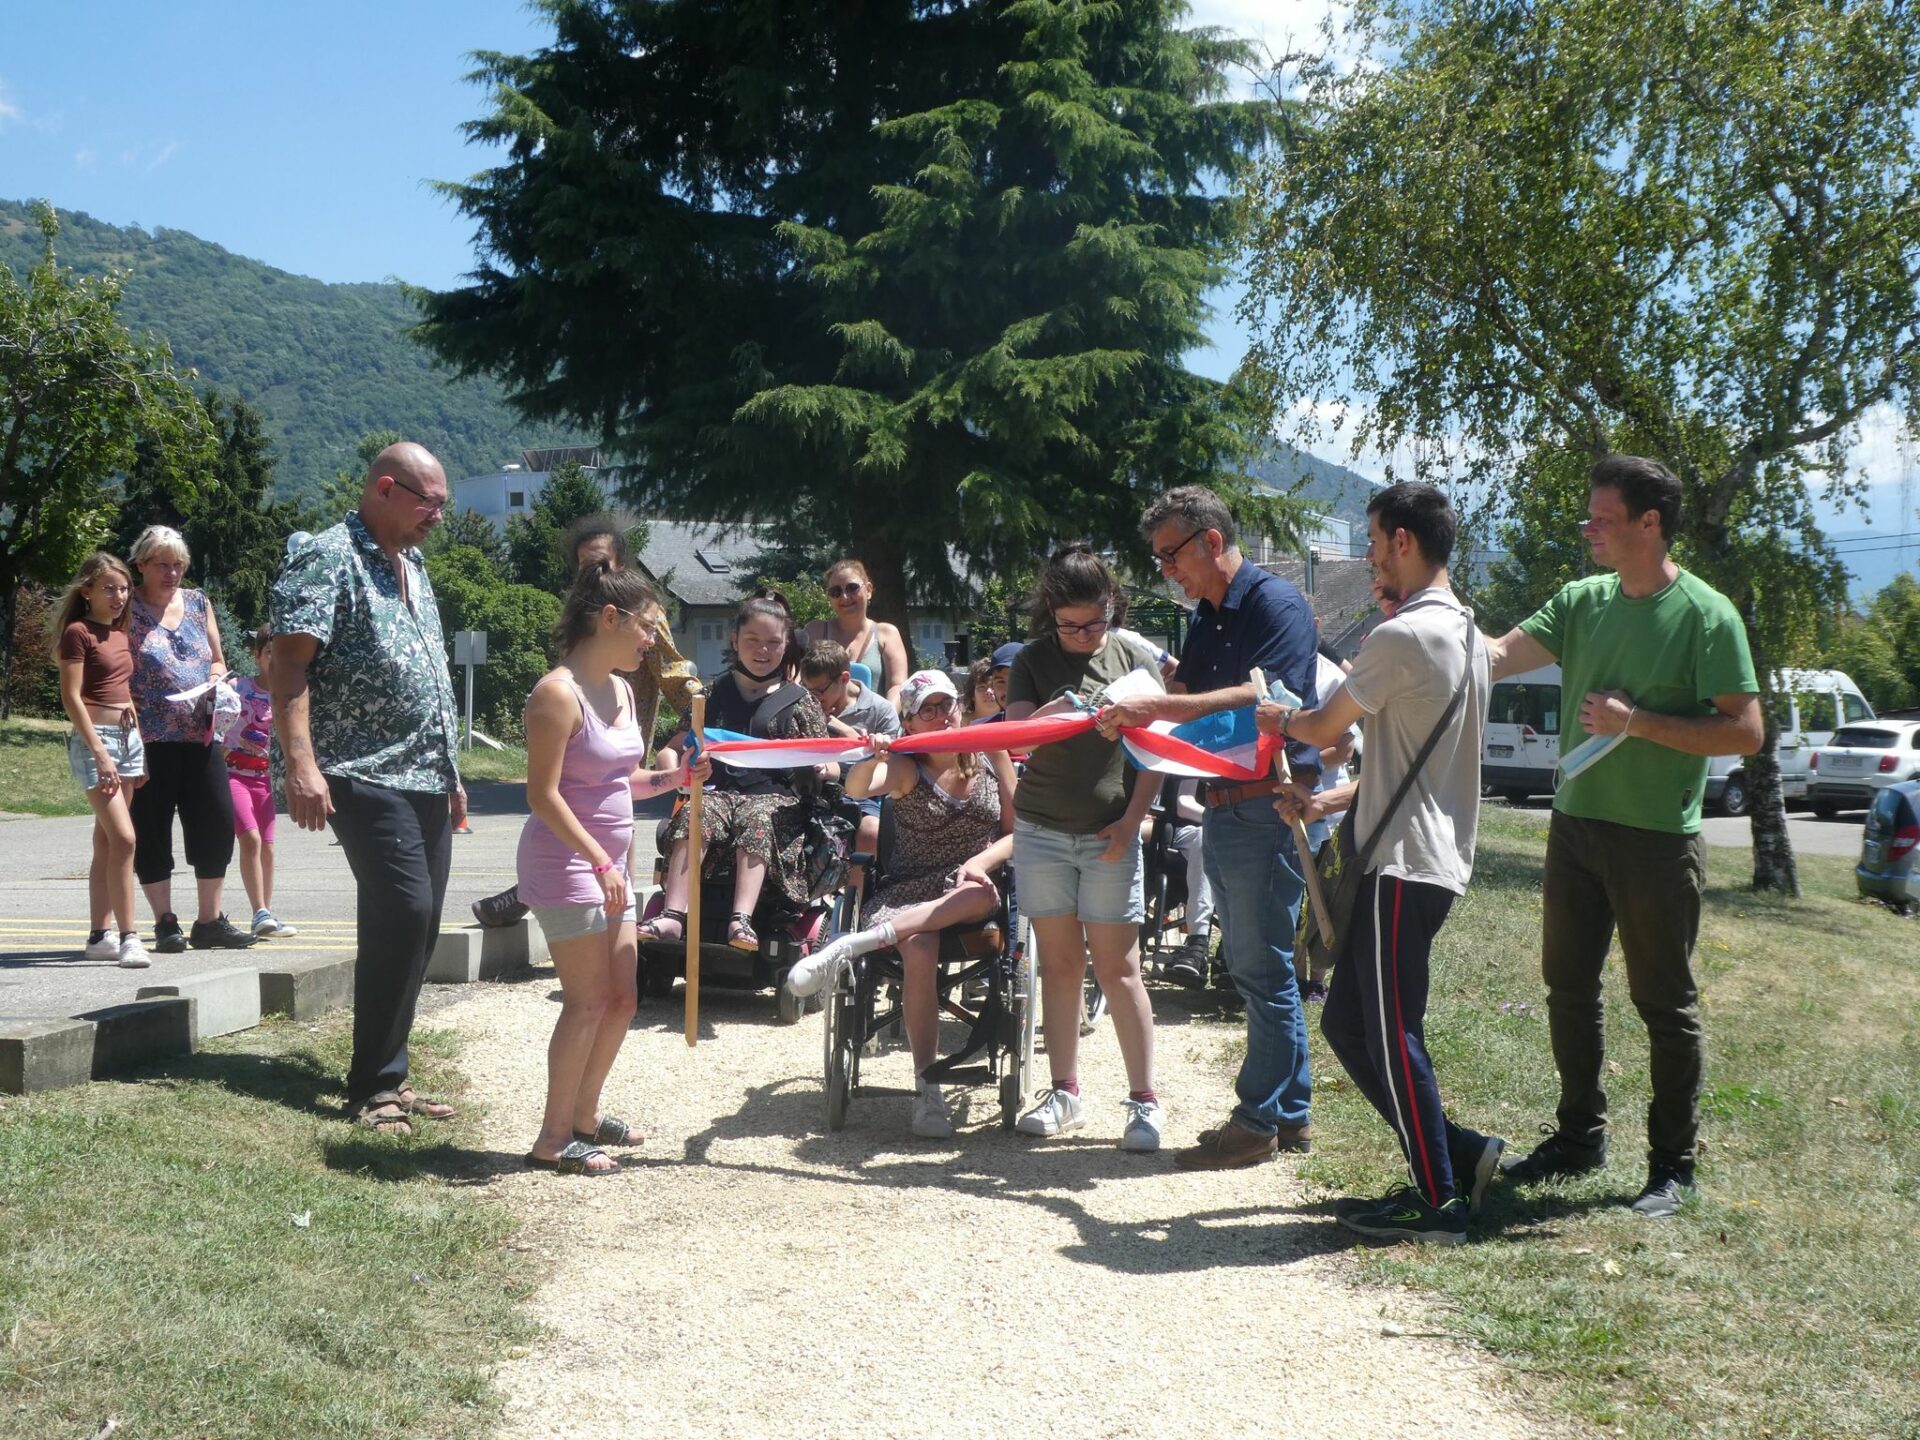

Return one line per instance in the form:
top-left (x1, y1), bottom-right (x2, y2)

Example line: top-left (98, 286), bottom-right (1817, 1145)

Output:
top-left (440, 975), bottom-right (1549, 1440)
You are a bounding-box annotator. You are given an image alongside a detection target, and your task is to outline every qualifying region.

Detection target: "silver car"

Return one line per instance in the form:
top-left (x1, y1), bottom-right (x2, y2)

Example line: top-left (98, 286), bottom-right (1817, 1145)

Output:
top-left (1808, 719), bottom-right (1920, 818)
top-left (1857, 782), bottom-right (1920, 911)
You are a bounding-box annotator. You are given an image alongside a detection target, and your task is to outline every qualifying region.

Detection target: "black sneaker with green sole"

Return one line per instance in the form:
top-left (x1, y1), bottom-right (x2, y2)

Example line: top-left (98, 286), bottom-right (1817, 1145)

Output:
top-left (1338, 1184), bottom-right (1468, 1246)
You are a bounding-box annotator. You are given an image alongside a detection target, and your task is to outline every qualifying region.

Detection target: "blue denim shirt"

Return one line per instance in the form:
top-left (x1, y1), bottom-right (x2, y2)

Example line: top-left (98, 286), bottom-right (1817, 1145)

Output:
top-left (1174, 560), bottom-right (1321, 772)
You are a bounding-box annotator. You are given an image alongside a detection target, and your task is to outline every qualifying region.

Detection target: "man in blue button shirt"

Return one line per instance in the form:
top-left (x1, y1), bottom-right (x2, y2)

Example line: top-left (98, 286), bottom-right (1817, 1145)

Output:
top-left (1097, 485), bottom-right (1321, 1167)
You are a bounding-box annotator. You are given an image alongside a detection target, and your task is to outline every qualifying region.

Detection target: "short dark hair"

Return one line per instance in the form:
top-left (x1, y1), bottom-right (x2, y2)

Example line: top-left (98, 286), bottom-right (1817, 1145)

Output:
top-left (1366, 482), bottom-right (1457, 565)
top-left (554, 560), bottom-right (660, 652)
top-left (1140, 485), bottom-right (1237, 549)
top-left (1590, 453), bottom-right (1682, 542)
top-left (800, 640), bottom-right (849, 682)
top-left (564, 512), bottom-right (632, 574)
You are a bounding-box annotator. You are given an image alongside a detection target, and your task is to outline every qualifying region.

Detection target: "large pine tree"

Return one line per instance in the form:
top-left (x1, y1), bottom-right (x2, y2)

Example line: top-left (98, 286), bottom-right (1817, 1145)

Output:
top-left (415, 0), bottom-right (1270, 642)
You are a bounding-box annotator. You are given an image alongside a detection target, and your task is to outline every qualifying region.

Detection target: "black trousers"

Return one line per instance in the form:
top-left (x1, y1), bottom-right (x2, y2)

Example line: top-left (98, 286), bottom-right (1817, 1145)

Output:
top-left (130, 740), bottom-right (236, 886)
top-left (1321, 870), bottom-right (1463, 1206)
top-left (327, 775), bottom-right (452, 1109)
top-left (1542, 811), bottom-right (1707, 1167)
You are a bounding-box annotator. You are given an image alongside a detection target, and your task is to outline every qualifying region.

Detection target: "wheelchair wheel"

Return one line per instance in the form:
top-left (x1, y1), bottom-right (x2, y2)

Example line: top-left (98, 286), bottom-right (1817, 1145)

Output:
top-left (777, 979), bottom-right (808, 1026)
top-left (1081, 961), bottom-right (1107, 1034)
top-left (824, 983), bottom-right (855, 1131)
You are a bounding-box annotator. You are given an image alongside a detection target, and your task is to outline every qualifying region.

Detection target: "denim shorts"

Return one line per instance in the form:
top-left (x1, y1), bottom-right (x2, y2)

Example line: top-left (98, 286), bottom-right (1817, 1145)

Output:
top-left (1013, 818), bottom-right (1143, 925)
top-left (531, 898), bottom-right (638, 945)
top-left (68, 725), bottom-right (145, 792)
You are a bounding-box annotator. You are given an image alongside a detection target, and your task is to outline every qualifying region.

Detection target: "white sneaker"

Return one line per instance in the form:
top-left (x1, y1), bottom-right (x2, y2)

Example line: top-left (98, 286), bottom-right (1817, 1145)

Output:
top-left (1120, 1098), bottom-right (1164, 1152)
top-left (1015, 1087), bottom-right (1086, 1137)
top-left (911, 1083), bottom-right (955, 1139)
top-left (787, 935), bottom-right (853, 998)
top-left (253, 909), bottom-right (298, 938)
top-left (83, 932), bottom-right (119, 962)
top-left (117, 934), bottom-right (151, 969)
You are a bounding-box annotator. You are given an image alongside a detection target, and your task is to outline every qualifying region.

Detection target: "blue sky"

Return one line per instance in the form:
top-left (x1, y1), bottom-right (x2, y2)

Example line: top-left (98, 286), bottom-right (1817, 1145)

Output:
top-left (1, 1), bottom-right (1912, 594)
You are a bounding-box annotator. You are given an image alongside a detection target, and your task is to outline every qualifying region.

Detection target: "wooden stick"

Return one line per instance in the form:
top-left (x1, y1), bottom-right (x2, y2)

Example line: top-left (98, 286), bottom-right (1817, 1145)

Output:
top-left (1251, 668), bottom-right (1335, 947)
top-left (684, 687), bottom-right (706, 1048)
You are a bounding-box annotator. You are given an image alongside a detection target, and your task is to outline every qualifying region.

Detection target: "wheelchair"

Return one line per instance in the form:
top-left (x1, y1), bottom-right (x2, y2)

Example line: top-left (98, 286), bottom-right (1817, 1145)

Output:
top-left (636, 790), bottom-right (853, 1025)
top-left (1138, 781), bottom-right (1195, 977)
top-left (817, 797), bottom-right (1036, 1131)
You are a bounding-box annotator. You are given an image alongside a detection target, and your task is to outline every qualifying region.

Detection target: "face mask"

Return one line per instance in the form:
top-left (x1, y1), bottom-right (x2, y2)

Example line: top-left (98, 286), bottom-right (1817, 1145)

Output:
top-left (731, 653), bottom-right (784, 682)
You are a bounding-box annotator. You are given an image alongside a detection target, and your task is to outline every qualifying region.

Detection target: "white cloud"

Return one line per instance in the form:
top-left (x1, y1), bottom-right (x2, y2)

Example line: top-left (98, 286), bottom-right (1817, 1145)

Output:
top-left (0, 81), bottom-right (22, 128)
top-left (74, 147), bottom-right (96, 170)
top-left (144, 139), bottom-right (180, 173)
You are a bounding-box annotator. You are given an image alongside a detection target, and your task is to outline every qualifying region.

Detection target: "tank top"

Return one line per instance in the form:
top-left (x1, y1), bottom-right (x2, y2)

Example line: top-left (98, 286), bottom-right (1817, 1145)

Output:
top-left (129, 589), bottom-right (216, 743)
top-left (515, 676), bottom-right (650, 907)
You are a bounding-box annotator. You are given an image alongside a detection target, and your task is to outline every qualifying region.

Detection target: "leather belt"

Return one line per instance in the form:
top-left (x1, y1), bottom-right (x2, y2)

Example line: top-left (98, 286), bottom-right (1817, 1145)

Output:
top-left (1201, 778), bottom-right (1281, 809)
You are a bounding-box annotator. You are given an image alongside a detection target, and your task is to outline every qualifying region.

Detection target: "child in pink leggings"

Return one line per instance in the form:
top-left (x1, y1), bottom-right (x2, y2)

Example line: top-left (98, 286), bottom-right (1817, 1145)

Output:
top-left (228, 626), bottom-right (295, 938)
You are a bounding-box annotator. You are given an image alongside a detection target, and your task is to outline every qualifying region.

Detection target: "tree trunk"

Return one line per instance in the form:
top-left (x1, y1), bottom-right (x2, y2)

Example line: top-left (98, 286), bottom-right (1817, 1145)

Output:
top-left (847, 516), bottom-right (917, 674)
top-left (0, 581), bottom-right (17, 722)
top-left (1746, 670), bottom-right (1800, 896)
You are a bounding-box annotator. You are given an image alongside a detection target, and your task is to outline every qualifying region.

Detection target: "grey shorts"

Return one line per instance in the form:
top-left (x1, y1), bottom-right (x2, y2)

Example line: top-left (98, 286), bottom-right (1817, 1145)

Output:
top-left (68, 725), bottom-right (145, 792)
top-left (1013, 818), bottom-right (1144, 925)
top-left (530, 898), bottom-right (639, 945)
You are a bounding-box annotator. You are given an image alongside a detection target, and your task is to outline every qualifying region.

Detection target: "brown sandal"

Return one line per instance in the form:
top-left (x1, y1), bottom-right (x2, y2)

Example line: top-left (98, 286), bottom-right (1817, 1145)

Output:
top-left (398, 1087), bottom-right (456, 1121)
top-left (351, 1091), bottom-right (413, 1137)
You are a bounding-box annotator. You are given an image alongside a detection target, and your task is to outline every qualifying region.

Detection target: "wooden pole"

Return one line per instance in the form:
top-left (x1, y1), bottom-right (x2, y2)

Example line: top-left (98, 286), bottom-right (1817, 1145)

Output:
top-left (684, 687), bottom-right (706, 1048)
top-left (1251, 668), bottom-right (1335, 947)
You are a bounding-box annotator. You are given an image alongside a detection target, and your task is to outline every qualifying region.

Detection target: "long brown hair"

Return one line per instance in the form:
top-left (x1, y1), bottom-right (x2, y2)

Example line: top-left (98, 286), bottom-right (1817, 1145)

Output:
top-left (553, 561), bottom-right (660, 653)
top-left (49, 552), bottom-right (133, 648)
top-left (1029, 541), bottom-right (1128, 640)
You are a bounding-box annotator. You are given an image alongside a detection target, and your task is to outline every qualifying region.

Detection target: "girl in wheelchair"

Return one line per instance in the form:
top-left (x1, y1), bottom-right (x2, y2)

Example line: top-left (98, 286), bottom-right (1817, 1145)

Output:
top-left (787, 669), bottom-right (1017, 1138)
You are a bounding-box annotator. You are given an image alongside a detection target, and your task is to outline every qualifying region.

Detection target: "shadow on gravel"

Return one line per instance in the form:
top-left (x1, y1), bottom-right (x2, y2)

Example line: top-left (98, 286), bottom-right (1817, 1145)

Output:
top-left (665, 1073), bottom-right (1361, 1273)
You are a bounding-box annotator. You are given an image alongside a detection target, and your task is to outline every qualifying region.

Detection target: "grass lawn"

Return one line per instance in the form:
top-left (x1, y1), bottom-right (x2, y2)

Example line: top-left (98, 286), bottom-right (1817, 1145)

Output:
top-left (0, 717), bottom-right (90, 817)
top-left (1294, 806), bottom-right (1920, 1439)
top-left (0, 1016), bottom-right (536, 1440)
top-left (456, 743), bottom-right (528, 784)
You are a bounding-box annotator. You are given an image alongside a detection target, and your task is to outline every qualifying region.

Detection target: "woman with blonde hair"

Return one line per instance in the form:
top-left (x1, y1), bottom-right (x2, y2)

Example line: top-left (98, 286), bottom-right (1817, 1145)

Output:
top-left (804, 558), bottom-right (910, 709)
top-left (126, 524), bottom-right (253, 952)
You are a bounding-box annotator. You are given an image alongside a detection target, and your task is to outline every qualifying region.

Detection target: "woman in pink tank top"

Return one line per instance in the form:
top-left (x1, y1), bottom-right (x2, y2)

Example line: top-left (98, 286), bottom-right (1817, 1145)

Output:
top-left (518, 563), bottom-right (709, 1176)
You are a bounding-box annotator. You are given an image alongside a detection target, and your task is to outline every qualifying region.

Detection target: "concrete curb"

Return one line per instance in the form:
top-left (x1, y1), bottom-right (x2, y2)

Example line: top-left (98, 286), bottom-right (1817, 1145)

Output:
top-left (137, 966), bottom-right (262, 1042)
top-left (258, 956), bottom-right (356, 1021)
top-left (80, 997), bottom-right (197, 1079)
top-left (0, 1017), bottom-right (98, 1095)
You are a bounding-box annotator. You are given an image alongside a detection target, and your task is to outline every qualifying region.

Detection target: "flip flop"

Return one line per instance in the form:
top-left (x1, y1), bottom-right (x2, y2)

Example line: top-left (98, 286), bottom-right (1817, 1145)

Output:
top-left (727, 912), bottom-right (759, 952)
top-left (524, 1140), bottom-right (617, 1176)
top-left (573, 1115), bottom-right (644, 1147)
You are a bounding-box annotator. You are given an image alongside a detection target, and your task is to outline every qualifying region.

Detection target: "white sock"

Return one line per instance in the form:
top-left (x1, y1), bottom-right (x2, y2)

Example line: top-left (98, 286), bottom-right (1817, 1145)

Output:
top-left (842, 921), bottom-right (896, 958)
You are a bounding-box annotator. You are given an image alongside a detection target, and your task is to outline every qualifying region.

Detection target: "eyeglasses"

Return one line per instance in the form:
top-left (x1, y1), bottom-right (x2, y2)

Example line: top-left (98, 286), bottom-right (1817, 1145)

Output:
top-left (1153, 528), bottom-right (1205, 569)
top-left (385, 474), bottom-right (447, 516)
top-left (1054, 614), bottom-right (1112, 638)
top-left (825, 583), bottom-right (865, 600)
top-left (613, 607), bottom-right (657, 636)
top-left (913, 696), bottom-right (957, 717)
top-left (803, 679), bottom-right (836, 697)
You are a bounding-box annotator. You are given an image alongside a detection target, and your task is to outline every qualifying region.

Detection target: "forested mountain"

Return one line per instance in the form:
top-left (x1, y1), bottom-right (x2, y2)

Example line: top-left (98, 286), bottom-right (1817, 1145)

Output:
top-left (1240, 442), bottom-right (1382, 525)
top-left (0, 200), bottom-right (580, 499)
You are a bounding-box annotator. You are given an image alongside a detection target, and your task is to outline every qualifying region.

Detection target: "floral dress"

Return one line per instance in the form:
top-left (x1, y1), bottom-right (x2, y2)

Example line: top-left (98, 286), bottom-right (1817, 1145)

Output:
top-left (864, 760), bottom-right (1002, 930)
top-left (663, 674), bottom-right (830, 909)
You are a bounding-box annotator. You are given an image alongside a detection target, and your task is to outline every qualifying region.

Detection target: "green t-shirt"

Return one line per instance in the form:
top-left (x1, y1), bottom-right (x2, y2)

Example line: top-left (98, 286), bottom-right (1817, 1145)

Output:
top-left (1519, 569), bottom-right (1757, 835)
top-left (1008, 632), bottom-right (1162, 834)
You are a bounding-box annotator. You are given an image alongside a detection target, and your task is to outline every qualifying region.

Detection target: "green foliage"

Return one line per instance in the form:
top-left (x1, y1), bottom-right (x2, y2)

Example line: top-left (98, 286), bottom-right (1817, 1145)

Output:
top-left (1829, 573), bottom-right (1920, 711)
top-left (0, 199), bottom-right (585, 502)
top-left (750, 574), bottom-right (831, 628)
top-left (0, 201), bottom-right (213, 715)
top-left (424, 506), bottom-right (510, 572)
top-left (415, 0), bottom-right (1283, 638)
top-left (503, 459), bottom-right (612, 591)
top-left (116, 390), bottom-right (306, 629)
top-left (313, 430), bottom-right (403, 528)
top-left (1240, 0), bottom-right (1920, 886)
top-left (425, 546), bottom-right (559, 733)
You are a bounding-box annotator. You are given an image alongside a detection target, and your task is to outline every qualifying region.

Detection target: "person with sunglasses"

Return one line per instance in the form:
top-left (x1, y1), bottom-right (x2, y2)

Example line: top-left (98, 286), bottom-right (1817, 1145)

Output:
top-left (271, 441), bottom-right (469, 1136)
top-left (804, 559), bottom-right (911, 710)
top-left (1096, 485), bottom-right (1322, 1171)
top-left (1004, 543), bottom-right (1167, 1152)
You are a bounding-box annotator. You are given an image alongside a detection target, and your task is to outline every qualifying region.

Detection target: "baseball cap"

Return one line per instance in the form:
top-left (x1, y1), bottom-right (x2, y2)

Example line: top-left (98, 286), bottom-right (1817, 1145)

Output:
top-left (990, 641), bottom-right (1024, 670)
top-left (899, 668), bottom-right (961, 716)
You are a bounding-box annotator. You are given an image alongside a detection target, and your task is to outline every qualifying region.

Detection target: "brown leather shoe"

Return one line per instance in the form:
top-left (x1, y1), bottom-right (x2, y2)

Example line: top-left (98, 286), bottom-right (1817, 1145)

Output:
top-left (1176, 1118), bottom-right (1285, 1170)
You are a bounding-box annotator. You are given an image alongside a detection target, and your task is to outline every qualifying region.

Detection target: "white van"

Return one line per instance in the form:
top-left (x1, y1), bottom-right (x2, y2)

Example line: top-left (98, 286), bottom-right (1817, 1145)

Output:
top-left (1480, 664), bottom-right (1873, 812)
top-left (1708, 668), bottom-right (1874, 815)
top-left (1483, 665), bottom-right (1563, 800)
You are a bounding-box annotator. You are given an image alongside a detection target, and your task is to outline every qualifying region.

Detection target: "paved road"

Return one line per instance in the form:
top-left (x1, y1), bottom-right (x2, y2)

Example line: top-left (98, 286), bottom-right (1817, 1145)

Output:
top-left (1490, 795), bottom-right (1866, 857)
top-left (0, 781), bottom-right (667, 1022)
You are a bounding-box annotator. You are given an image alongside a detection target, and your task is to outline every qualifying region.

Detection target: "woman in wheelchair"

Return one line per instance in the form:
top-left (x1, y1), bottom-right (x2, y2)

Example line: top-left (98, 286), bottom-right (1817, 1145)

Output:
top-left (786, 668), bottom-right (1017, 1138)
top-left (641, 595), bottom-right (830, 950)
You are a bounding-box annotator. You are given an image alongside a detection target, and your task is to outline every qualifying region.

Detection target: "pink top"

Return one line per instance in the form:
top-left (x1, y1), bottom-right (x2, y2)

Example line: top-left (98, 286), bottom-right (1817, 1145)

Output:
top-left (515, 677), bottom-right (649, 907)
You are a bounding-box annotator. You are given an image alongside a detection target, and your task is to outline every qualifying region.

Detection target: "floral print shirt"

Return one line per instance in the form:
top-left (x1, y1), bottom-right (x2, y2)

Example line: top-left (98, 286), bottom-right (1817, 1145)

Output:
top-left (128, 588), bottom-right (217, 743)
top-left (270, 511), bottom-right (460, 794)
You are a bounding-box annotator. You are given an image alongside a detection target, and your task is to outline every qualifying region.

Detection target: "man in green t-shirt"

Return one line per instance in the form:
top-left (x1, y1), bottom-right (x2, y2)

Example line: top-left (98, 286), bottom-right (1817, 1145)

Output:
top-left (1482, 454), bottom-right (1763, 1218)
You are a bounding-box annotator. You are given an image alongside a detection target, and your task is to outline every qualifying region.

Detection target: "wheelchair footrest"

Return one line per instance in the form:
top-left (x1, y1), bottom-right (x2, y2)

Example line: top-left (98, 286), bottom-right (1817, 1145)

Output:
top-left (921, 1063), bottom-right (994, 1086)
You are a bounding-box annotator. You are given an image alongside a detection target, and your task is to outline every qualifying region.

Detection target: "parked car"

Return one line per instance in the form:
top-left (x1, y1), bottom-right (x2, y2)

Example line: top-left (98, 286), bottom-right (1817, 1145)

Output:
top-left (1808, 718), bottom-right (1920, 818)
top-left (1482, 665), bottom-right (1562, 801)
top-left (1705, 669), bottom-right (1874, 816)
top-left (1855, 781), bottom-right (1920, 911)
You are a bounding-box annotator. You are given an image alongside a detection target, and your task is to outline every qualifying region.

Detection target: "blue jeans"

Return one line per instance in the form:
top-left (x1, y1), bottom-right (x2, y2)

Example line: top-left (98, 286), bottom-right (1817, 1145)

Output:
top-left (1202, 797), bottom-right (1311, 1133)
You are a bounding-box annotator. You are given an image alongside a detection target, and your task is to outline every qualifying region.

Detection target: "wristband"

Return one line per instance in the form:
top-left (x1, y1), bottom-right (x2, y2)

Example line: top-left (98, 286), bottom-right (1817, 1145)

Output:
top-left (590, 860), bottom-right (616, 875)
top-left (1624, 705), bottom-right (1637, 738)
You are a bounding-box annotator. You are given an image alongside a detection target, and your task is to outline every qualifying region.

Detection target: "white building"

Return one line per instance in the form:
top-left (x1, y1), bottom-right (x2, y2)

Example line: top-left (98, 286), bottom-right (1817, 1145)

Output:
top-left (449, 446), bottom-right (611, 530)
